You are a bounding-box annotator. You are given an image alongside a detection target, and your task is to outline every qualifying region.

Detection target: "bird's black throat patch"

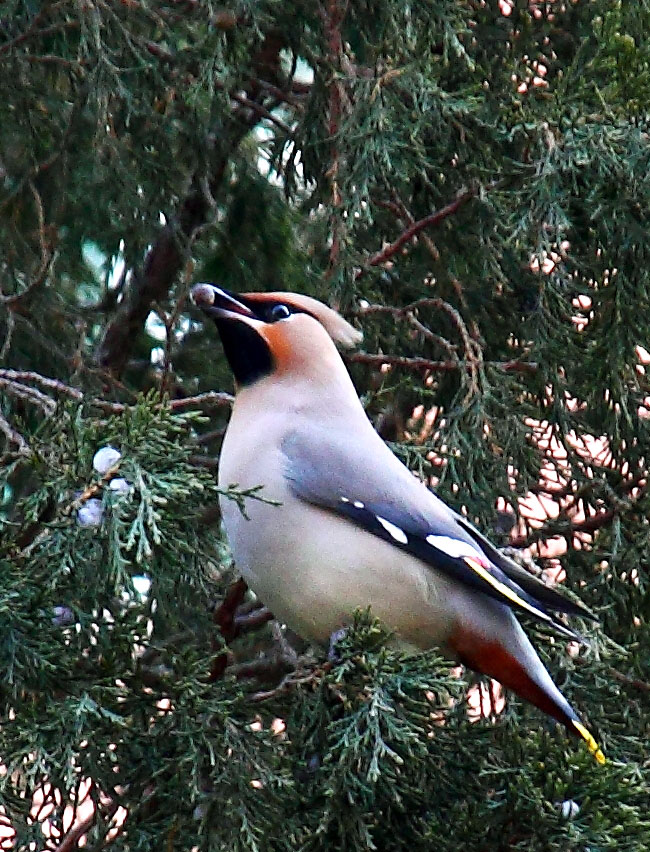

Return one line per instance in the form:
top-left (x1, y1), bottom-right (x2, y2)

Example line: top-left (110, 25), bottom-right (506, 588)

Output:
top-left (215, 318), bottom-right (273, 387)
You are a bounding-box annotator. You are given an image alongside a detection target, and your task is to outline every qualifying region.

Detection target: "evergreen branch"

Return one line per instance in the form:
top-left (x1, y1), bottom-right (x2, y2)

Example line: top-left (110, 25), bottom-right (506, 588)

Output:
top-left (0, 13), bottom-right (79, 58)
top-left (96, 36), bottom-right (286, 375)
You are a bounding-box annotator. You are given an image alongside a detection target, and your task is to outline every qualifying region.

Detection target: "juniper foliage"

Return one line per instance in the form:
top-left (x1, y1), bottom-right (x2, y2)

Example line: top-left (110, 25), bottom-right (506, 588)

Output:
top-left (1, 0), bottom-right (650, 849)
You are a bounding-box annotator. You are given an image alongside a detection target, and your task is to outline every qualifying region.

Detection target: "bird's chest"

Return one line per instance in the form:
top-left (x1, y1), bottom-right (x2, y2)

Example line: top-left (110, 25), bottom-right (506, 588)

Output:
top-left (215, 408), bottom-right (457, 647)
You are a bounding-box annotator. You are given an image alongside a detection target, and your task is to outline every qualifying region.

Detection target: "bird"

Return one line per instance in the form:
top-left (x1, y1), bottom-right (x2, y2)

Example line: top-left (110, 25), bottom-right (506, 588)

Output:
top-left (191, 282), bottom-right (605, 764)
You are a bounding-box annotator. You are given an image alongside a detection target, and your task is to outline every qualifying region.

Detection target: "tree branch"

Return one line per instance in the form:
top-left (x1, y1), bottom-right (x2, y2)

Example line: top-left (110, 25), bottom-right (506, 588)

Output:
top-left (358, 187), bottom-right (480, 277)
top-left (346, 352), bottom-right (537, 374)
top-left (509, 509), bottom-right (616, 548)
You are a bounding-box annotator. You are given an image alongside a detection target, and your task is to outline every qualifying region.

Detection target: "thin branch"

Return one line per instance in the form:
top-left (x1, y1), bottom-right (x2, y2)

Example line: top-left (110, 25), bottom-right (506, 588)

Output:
top-left (229, 91), bottom-right (292, 134)
top-left (0, 410), bottom-right (30, 456)
top-left (359, 187), bottom-right (478, 276)
top-left (90, 391), bottom-right (233, 415)
top-left (606, 666), bottom-right (650, 695)
top-left (55, 796), bottom-right (119, 852)
top-left (0, 369), bottom-right (83, 399)
top-left (0, 376), bottom-right (57, 415)
top-left (0, 13), bottom-right (79, 58)
top-left (0, 310), bottom-right (15, 361)
top-left (509, 509), bottom-right (616, 548)
top-left (169, 391), bottom-right (233, 410)
top-left (250, 78), bottom-right (305, 107)
top-left (377, 195), bottom-right (440, 262)
top-left (345, 352), bottom-right (537, 374)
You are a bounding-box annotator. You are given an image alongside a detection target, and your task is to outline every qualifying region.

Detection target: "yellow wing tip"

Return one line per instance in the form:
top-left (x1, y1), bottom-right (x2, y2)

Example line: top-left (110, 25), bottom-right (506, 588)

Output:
top-left (572, 720), bottom-right (606, 765)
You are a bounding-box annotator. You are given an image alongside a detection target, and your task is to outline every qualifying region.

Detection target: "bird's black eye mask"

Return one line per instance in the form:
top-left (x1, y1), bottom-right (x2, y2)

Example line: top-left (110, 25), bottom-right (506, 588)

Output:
top-left (217, 299), bottom-right (315, 386)
top-left (191, 284), bottom-right (322, 387)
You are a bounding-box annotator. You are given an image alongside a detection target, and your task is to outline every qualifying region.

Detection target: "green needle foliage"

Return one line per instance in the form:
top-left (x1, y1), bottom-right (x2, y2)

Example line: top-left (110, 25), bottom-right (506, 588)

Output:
top-left (2, 0), bottom-right (650, 849)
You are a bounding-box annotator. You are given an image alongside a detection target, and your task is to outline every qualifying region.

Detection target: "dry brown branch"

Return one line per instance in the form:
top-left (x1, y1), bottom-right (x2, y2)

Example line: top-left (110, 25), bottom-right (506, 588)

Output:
top-left (169, 391), bottom-right (234, 410)
top-left (356, 294), bottom-right (488, 403)
top-left (360, 188), bottom-right (478, 275)
top-left (377, 195), bottom-right (440, 262)
top-left (54, 795), bottom-right (119, 852)
top-left (229, 91), bottom-right (292, 134)
top-left (0, 369), bottom-right (83, 399)
top-left (346, 352), bottom-right (537, 374)
top-left (251, 78), bottom-right (306, 107)
top-left (509, 509), bottom-right (616, 548)
top-left (0, 310), bottom-right (15, 361)
top-left (606, 666), bottom-right (650, 695)
top-left (89, 391), bottom-right (233, 415)
top-left (0, 375), bottom-right (57, 415)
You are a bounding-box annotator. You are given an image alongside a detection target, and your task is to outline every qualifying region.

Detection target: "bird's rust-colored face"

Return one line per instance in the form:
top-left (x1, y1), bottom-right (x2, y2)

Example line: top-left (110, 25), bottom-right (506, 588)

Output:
top-left (191, 284), bottom-right (361, 387)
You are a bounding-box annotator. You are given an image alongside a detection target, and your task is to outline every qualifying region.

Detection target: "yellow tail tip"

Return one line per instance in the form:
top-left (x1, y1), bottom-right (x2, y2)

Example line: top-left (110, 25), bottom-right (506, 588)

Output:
top-left (572, 720), bottom-right (606, 765)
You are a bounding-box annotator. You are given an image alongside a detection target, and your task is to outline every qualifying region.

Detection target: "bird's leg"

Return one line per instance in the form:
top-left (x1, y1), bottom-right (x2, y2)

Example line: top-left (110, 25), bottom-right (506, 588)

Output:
top-left (213, 577), bottom-right (249, 642)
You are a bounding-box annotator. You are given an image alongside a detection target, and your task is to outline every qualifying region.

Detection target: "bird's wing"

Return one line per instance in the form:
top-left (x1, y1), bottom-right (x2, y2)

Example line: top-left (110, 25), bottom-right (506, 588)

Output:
top-left (449, 512), bottom-right (596, 620)
top-left (281, 428), bottom-right (590, 641)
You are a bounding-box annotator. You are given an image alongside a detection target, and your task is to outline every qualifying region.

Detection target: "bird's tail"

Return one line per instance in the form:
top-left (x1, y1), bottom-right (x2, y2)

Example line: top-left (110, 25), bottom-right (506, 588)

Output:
top-left (450, 626), bottom-right (606, 764)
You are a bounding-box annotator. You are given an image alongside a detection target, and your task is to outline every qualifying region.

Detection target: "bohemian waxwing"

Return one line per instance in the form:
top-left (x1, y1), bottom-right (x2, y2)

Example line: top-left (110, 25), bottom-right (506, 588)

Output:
top-left (191, 283), bottom-right (605, 764)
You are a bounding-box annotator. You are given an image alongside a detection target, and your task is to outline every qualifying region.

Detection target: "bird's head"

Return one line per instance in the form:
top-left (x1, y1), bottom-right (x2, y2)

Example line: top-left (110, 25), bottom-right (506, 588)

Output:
top-left (191, 284), bottom-right (362, 388)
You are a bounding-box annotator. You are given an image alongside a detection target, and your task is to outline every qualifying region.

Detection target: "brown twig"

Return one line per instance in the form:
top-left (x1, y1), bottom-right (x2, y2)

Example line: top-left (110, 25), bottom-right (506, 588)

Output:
top-left (346, 353), bottom-right (536, 375)
top-left (169, 391), bottom-right (234, 410)
top-left (0, 410), bottom-right (30, 455)
top-left (251, 78), bottom-right (305, 107)
top-left (229, 91), bottom-right (292, 134)
top-left (359, 187), bottom-right (478, 276)
top-left (509, 509), bottom-right (617, 548)
top-left (357, 296), bottom-right (482, 363)
top-left (377, 195), bottom-right (441, 263)
top-left (55, 795), bottom-right (119, 852)
top-left (0, 375), bottom-right (57, 415)
top-left (606, 666), bottom-right (650, 695)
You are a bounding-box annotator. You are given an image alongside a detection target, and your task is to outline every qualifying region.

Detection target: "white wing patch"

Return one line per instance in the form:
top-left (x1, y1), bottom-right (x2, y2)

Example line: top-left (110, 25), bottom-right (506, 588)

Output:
top-left (425, 535), bottom-right (485, 562)
top-left (376, 516), bottom-right (408, 544)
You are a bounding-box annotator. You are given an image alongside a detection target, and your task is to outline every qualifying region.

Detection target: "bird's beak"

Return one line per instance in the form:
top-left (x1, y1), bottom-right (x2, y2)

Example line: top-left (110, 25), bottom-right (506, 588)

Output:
top-left (190, 283), bottom-right (257, 322)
